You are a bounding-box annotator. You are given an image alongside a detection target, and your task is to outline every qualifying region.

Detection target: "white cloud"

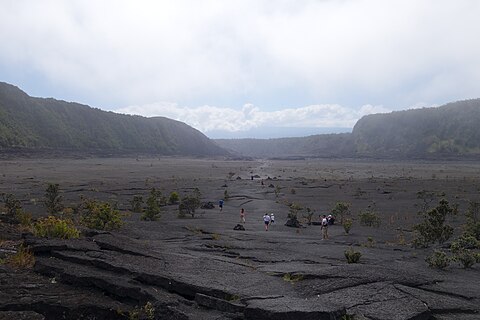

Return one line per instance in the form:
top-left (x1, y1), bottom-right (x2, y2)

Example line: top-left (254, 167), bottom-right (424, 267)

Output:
top-left (116, 102), bottom-right (396, 133)
top-left (0, 0), bottom-right (479, 109)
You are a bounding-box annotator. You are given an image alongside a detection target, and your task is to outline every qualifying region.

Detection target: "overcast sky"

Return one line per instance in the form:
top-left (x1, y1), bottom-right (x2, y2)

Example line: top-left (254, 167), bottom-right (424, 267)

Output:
top-left (1, 0), bottom-right (479, 138)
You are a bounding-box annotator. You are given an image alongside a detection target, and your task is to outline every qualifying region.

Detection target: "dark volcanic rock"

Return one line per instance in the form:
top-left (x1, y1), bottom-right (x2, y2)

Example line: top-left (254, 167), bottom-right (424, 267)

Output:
top-left (233, 224), bottom-right (245, 231)
top-left (284, 217), bottom-right (301, 228)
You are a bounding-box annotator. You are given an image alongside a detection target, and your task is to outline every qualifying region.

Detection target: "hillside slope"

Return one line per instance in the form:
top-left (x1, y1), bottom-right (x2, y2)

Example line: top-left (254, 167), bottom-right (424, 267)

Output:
top-left (216, 99), bottom-right (480, 159)
top-left (0, 82), bottom-right (227, 156)
top-left (352, 99), bottom-right (480, 157)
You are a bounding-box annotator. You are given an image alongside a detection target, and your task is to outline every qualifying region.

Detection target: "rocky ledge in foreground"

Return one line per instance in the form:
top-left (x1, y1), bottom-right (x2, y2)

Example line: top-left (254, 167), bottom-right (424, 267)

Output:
top-left (1, 228), bottom-right (478, 320)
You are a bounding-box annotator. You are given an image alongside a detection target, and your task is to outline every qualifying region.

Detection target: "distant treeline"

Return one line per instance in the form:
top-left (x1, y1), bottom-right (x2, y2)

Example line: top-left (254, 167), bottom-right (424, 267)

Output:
top-left (216, 99), bottom-right (480, 159)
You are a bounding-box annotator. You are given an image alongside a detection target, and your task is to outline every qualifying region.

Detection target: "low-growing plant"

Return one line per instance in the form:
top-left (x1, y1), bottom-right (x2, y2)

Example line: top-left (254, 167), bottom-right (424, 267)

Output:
top-left (130, 195), bottom-right (144, 213)
top-left (426, 249), bottom-right (450, 269)
top-left (365, 236), bottom-right (375, 248)
top-left (344, 247), bottom-right (361, 263)
top-left (282, 273), bottom-right (304, 283)
top-left (128, 301), bottom-right (155, 320)
top-left (223, 189), bottom-right (230, 201)
top-left (80, 199), bottom-right (123, 230)
top-left (1, 193), bottom-right (22, 219)
top-left (15, 211), bottom-right (32, 227)
top-left (452, 249), bottom-right (478, 269)
top-left (274, 185), bottom-right (281, 198)
top-left (343, 218), bottom-right (353, 234)
top-left (34, 216), bottom-right (80, 239)
top-left (168, 191), bottom-right (180, 204)
top-left (359, 206), bottom-right (381, 227)
top-left (302, 207), bottom-right (315, 225)
top-left (288, 203), bottom-right (303, 219)
top-left (4, 245), bottom-right (35, 269)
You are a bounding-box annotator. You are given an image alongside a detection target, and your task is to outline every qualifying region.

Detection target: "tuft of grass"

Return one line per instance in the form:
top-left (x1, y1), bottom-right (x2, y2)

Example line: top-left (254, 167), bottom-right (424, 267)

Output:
top-left (4, 245), bottom-right (35, 269)
top-left (282, 273), bottom-right (304, 283)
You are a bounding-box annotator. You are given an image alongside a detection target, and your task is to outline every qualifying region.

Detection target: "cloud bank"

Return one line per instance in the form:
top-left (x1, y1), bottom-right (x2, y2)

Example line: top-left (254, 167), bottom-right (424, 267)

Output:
top-left (116, 102), bottom-right (394, 135)
top-left (1, 0), bottom-right (479, 110)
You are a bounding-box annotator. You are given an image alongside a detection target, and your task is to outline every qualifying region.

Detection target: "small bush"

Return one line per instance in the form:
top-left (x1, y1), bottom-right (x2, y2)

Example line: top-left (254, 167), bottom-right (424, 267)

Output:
top-left (282, 273), bottom-right (304, 283)
top-left (34, 216), bottom-right (80, 239)
top-left (426, 250), bottom-right (450, 269)
top-left (4, 245), bottom-right (35, 269)
top-left (130, 195), bottom-right (144, 213)
top-left (80, 199), bottom-right (123, 230)
top-left (179, 194), bottom-right (201, 218)
top-left (44, 183), bottom-right (63, 215)
top-left (15, 211), bottom-right (32, 227)
top-left (453, 249), bottom-right (477, 269)
top-left (359, 210), bottom-right (381, 227)
top-left (332, 202), bottom-right (351, 224)
top-left (168, 192), bottom-right (180, 204)
top-left (344, 247), bottom-right (361, 263)
top-left (223, 189), bottom-right (230, 201)
top-left (142, 188), bottom-right (161, 221)
top-left (1, 193), bottom-right (22, 220)
top-left (128, 301), bottom-right (155, 320)
top-left (343, 218), bottom-right (353, 234)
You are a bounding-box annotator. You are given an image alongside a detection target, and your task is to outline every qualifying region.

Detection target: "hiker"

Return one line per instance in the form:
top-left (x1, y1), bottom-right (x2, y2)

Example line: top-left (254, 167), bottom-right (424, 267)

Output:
top-left (240, 208), bottom-right (246, 223)
top-left (327, 214), bottom-right (335, 225)
top-left (321, 214), bottom-right (329, 239)
top-left (219, 199), bottom-right (224, 211)
top-left (270, 213), bottom-right (275, 225)
top-left (263, 213), bottom-right (271, 231)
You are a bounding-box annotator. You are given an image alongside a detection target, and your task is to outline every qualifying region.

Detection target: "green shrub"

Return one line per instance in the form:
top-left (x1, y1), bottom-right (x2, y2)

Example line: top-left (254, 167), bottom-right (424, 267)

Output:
top-left (426, 250), bottom-right (450, 269)
top-left (413, 199), bottom-right (455, 248)
top-left (332, 202), bottom-right (351, 224)
top-left (344, 247), bottom-right (361, 263)
top-left (44, 183), bottom-right (63, 215)
top-left (141, 188), bottom-right (161, 221)
top-left (33, 216), bottom-right (80, 239)
top-left (168, 191), bottom-right (180, 204)
top-left (223, 189), bottom-right (230, 201)
top-left (15, 210), bottom-right (32, 227)
top-left (452, 249), bottom-right (477, 268)
top-left (179, 193), bottom-right (201, 218)
top-left (1, 193), bottom-right (22, 218)
top-left (130, 195), bottom-right (144, 213)
top-left (359, 209), bottom-right (381, 227)
top-left (465, 201), bottom-right (480, 240)
top-left (343, 218), bottom-right (353, 234)
top-left (3, 245), bottom-right (35, 269)
top-left (80, 199), bottom-right (123, 230)
top-left (288, 203), bottom-right (303, 219)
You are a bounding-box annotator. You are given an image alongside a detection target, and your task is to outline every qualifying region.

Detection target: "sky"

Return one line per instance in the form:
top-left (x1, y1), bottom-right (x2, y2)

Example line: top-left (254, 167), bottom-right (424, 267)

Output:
top-left (1, 0), bottom-right (480, 138)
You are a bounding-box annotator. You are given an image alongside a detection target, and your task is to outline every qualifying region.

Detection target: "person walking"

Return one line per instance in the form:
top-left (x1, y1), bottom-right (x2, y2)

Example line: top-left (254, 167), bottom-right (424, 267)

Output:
top-left (219, 199), bottom-right (224, 212)
top-left (270, 213), bottom-right (275, 225)
top-left (263, 213), bottom-right (271, 231)
top-left (321, 214), bottom-right (329, 239)
top-left (240, 208), bottom-right (246, 224)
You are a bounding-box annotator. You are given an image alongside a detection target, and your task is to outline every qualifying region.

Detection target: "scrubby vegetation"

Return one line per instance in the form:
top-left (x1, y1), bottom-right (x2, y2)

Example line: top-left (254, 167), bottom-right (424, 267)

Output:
top-left (1, 245), bottom-right (35, 270)
top-left (141, 188), bottom-right (162, 221)
top-left (44, 183), bottom-right (63, 215)
top-left (178, 189), bottom-right (201, 218)
top-left (343, 218), bottom-right (353, 234)
top-left (413, 199), bottom-right (455, 248)
top-left (130, 195), bottom-right (144, 213)
top-left (344, 247), bottom-right (361, 263)
top-left (332, 202), bottom-right (351, 224)
top-left (79, 198), bottom-right (123, 230)
top-left (33, 216), bottom-right (80, 239)
top-left (426, 250), bottom-right (450, 269)
top-left (359, 203), bottom-right (381, 227)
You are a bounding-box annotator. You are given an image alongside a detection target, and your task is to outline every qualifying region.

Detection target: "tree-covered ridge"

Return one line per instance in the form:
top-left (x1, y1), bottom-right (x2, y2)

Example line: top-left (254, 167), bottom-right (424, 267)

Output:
top-left (352, 99), bottom-right (480, 157)
top-left (216, 99), bottom-right (480, 159)
top-left (0, 82), bottom-right (227, 156)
